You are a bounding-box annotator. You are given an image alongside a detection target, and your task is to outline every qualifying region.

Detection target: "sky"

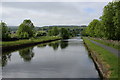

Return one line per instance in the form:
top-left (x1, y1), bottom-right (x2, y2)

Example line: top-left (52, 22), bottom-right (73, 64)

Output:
top-left (0, 0), bottom-right (113, 27)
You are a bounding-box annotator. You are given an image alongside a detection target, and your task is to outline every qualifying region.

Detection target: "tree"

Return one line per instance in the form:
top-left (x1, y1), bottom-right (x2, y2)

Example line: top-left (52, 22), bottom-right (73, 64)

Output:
top-left (0, 22), bottom-right (10, 39)
top-left (113, 1), bottom-right (120, 40)
top-left (86, 19), bottom-right (100, 37)
top-left (81, 28), bottom-right (88, 36)
top-left (17, 19), bottom-right (35, 39)
top-left (48, 27), bottom-right (59, 36)
top-left (94, 20), bottom-right (103, 38)
top-left (82, 1), bottom-right (120, 40)
top-left (100, 2), bottom-right (116, 39)
top-left (48, 29), bottom-right (54, 36)
top-left (19, 32), bottom-right (29, 39)
top-left (53, 27), bottom-right (59, 36)
top-left (60, 28), bottom-right (69, 39)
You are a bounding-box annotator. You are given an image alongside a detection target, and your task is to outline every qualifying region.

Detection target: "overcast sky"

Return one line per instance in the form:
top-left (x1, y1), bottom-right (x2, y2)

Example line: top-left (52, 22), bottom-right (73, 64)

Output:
top-left (0, 0), bottom-right (112, 27)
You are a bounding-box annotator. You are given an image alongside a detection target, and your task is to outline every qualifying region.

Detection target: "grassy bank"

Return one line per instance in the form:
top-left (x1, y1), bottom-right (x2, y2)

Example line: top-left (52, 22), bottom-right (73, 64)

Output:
top-left (89, 37), bottom-right (120, 50)
top-left (1, 36), bottom-right (61, 48)
top-left (83, 37), bottom-right (119, 78)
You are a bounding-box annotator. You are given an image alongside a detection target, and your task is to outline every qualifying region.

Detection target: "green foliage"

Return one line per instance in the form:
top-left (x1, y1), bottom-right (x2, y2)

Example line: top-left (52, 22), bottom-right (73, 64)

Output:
top-left (53, 27), bottom-right (59, 36)
top-left (35, 31), bottom-right (47, 37)
top-left (113, 1), bottom-right (120, 40)
top-left (48, 27), bottom-right (59, 36)
top-left (17, 19), bottom-right (35, 39)
top-left (84, 1), bottom-right (120, 40)
top-left (48, 29), bottom-right (53, 36)
top-left (60, 28), bottom-right (69, 39)
top-left (0, 22), bottom-right (10, 39)
top-left (81, 28), bottom-right (88, 36)
top-left (86, 19), bottom-right (101, 37)
top-left (20, 32), bottom-right (29, 39)
top-left (100, 2), bottom-right (116, 39)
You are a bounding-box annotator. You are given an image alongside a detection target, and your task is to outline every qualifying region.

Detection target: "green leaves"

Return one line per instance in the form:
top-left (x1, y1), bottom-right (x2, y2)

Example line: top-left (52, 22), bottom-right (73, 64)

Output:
top-left (101, 2), bottom-right (116, 39)
top-left (48, 27), bottom-right (59, 36)
top-left (35, 31), bottom-right (47, 37)
top-left (60, 28), bottom-right (69, 39)
top-left (86, 19), bottom-right (101, 37)
top-left (100, 1), bottom-right (120, 40)
top-left (17, 19), bottom-right (35, 39)
top-left (84, 1), bottom-right (120, 40)
top-left (113, 1), bottom-right (120, 40)
top-left (0, 22), bottom-right (10, 39)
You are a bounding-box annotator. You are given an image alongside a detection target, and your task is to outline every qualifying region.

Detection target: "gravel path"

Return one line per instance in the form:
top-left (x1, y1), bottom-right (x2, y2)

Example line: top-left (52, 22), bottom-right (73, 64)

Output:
top-left (88, 38), bottom-right (120, 57)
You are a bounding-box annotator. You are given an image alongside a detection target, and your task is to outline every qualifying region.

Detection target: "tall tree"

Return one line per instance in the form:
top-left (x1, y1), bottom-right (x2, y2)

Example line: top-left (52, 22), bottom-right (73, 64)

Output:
top-left (17, 19), bottom-right (35, 39)
top-left (60, 28), bottom-right (69, 39)
top-left (113, 1), bottom-right (120, 40)
top-left (94, 20), bottom-right (103, 38)
top-left (100, 2), bottom-right (116, 39)
top-left (0, 22), bottom-right (10, 39)
top-left (86, 19), bottom-right (100, 37)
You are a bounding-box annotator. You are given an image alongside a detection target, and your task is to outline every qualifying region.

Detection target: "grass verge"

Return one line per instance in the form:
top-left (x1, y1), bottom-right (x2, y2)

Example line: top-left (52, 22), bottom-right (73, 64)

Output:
top-left (83, 37), bottom-right (119, 78)
top-left (1, 36), bottom-right (61, 48)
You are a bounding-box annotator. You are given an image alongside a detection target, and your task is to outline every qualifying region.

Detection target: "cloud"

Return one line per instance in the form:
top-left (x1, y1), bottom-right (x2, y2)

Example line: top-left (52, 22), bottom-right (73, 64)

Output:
top-left (1, 0), bottom-right (113, 2)
top-left (0, 2), bottom-right (2, 19)
top-left (1, 2), bottom-right (108, 26)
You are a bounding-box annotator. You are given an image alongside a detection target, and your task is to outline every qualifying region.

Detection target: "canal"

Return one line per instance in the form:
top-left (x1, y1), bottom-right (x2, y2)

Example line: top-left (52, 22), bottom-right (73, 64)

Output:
top-left (2, 37), bottom-right (99, 78)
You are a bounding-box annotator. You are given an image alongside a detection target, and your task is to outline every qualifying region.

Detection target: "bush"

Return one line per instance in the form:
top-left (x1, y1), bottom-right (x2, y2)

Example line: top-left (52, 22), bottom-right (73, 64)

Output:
top-left (35, 31), bottom-right (47, 37)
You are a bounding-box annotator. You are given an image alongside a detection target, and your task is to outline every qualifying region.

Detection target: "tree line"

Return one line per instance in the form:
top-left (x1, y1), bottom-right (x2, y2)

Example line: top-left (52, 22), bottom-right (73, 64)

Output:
top-left (82, 1), bottom-right (120, 40)
top-left (0, 19), bottom-right (72, 41)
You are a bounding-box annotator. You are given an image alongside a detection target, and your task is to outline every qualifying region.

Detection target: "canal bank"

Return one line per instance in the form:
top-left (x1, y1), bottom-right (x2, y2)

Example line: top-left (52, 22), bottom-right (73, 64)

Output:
top-left (83, 37), bottom-right (119, 79)
top-left (2, 36), bottom-right (61, 52)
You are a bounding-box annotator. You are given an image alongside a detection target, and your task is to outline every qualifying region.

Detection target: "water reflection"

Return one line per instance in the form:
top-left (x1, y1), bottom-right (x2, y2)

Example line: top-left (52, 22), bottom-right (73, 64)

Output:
top-left (2, 38), bottom-right (99, 78)
top-left (2, 52), bottom-right (11, 67)
top-left (19, 47), bottom-right (34, 62)
top-left (48, 41), bottom-right (59, 50)
top-left (37, 44), bottom-right (47, 48)
top-left (48, 40), bottom-right (69, 50)
top-left (60, 41), bottom-right (68, 49)
top-left (2, 40), bottom-right (69, 67)
top-left (2, 47), bottom-right (34, 67)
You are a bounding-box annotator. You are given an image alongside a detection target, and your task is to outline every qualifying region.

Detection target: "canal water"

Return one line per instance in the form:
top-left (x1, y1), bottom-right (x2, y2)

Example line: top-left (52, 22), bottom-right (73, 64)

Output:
top-left (2, 37), bottom-right (99, 78)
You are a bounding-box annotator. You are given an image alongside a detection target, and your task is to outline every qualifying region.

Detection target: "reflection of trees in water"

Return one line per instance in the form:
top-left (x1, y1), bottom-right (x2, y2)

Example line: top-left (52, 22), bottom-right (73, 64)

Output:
top-left (19, 47), bottom-right (34, 62)
top-left (37, 44), bottom-right (47, 48)
top-left (60, 41), bottom-right (68, 49)
top-left (2, 52), bottom-right (11, 67)
top-left (2, 47), bottom-right (34, 67)
top-left (2, 40), bottom-right (69, 67)
top-left (48, 41), bottom-right (59, 50)
top-left (48, 40), bottom-right (69, 50)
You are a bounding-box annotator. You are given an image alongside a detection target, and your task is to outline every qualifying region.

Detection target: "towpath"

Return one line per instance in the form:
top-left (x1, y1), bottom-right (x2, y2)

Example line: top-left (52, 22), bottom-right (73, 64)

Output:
top-left (87, 38), bottom-right (120, 57)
